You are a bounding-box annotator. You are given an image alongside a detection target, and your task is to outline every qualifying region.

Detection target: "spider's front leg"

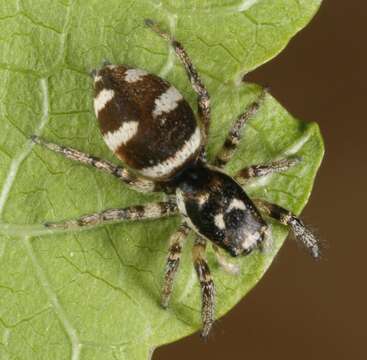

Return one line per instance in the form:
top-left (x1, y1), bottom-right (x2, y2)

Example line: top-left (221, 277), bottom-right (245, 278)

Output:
top-left (254, 199), bottom-right (320, 259)
top-left (234, 157), bottom-right (301, 185)
top-left (214, 89), bottom-right (267, 168)
top-left (44, 201), bottom-right (178, 230)
top-left (145, 19), bottom-right (211, 157)
top-left (192, 237), bottom-right (215, 338)
top-left (31, 136), bottom-right (156, 193)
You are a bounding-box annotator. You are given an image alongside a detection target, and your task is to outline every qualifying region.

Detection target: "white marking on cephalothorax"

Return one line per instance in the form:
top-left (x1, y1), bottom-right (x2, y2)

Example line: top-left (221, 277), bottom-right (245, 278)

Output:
top-left (103, 121), bottom-right (139, 152)
top-left (94, 75), bottom-right (102, 83)
top-left (107, 64), bottom-right (117, 70)
top-left (94, 89), bottom-right (115, 117)
top-left (124, 68), bottom-right (148, 83)
top-left (152, 86), bottom-right (183, 118)
top-left (227, 198), bottom-right (246, 212)
top-left (198, 193), bottom-right (209, 208)
top-left (241, 232), bottom-right (261, 250)
top-left (214, 213), bottom-right (226, 230)
top-left (140, 126), bottom-right (201, 178)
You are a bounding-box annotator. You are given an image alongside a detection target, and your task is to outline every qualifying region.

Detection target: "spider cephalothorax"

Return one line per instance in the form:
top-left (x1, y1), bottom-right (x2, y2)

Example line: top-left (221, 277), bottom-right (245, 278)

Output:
top-left (31, 19), bottom-right (320, 338)
top-left (176, 164), bottom-right (268, 257)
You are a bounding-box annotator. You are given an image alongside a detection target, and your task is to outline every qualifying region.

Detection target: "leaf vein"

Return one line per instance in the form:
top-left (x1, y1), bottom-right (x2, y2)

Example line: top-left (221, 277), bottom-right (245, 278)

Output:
top-left (22, 237), bottom-right (81, 360)
top-left (0, 78), bottom-right (49, 219)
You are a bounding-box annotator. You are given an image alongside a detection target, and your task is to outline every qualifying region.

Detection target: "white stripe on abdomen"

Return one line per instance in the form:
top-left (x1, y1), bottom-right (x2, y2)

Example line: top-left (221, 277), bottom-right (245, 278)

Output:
top-left (103, 121), bottom-right (139, 152)
top-left (140, 126), bottom-right (201, 178)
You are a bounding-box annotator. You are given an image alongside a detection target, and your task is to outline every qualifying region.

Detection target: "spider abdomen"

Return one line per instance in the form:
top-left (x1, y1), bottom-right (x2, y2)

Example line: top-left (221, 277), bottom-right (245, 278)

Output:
top-left (93, 65), bottom-right (201, 181)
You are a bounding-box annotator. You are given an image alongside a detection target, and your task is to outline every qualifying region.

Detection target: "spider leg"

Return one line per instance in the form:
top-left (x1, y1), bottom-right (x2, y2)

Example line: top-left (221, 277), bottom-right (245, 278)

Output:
top-left (161, 223), bottom-right (190, 308)
top-left (145, 19), bottom-right (210, 157)
top-left (31, 136), bottom-right (156, 193)
top-left (254, 199), bottom-right (320, 259)
top-left (214, 89), bottom-right (267, 168)
top-left (192, 236), bottom-right (215, 338)
top-left (44, 201), bottom-right (177, 230)
top-left (234, 157), bottom-right (301, 185)
top-left (212, 244), bottom-right (240, 275)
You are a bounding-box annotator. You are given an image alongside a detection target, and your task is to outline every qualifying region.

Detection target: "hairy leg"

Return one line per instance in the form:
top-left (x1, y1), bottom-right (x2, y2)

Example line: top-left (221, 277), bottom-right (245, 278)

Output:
top-left (145, 19), bottom-right (210, 156)
top-left (214, 89), bottom-right (267, 168)
top-left (45, 201), bottom-right (178, 230)
top-left (235, 157), bottom-right (301, 185)
top-left (31, 136), bottom-right (156, 193)
top-left (254, 199), bottom-right (320, 259)
top-left (161, 223), bottom-right (190, 308)
top-left (192, 237), bottom-right (215, 338)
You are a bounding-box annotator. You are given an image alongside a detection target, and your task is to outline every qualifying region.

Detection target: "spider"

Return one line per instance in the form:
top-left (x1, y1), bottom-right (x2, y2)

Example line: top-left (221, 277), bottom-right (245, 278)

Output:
top-left (31, 19), bottom-right (320, 338)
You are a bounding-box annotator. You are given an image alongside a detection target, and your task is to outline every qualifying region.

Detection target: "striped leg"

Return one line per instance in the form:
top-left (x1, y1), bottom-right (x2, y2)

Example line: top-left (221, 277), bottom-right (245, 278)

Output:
top-left (214, 90), bottom-right (267, 168)
top-left (254, 199), bottom-right (320, 259)
top-left (235, 157), bottom-right (301, 185)
top-left (161, 224), bottom-right (190, 308)
top-left (145, 19), bottom-right (211, 150)
top-left (44, 201), bottom-right (177, 229)
top-left (31, 136), bottom-right (156, 193)
top-left (192, 237), bottom-right (215, 338)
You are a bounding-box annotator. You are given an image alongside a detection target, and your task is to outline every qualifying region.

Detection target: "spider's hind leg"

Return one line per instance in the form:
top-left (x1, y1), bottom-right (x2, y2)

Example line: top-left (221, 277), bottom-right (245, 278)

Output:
top-left (254, 199), bottom-right (320, 259)
top-left (31, 136), bottom-right (156, 193)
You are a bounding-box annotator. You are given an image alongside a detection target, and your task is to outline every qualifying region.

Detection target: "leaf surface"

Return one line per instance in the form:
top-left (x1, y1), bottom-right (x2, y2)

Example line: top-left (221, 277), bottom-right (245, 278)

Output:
top-left (0, 1), bottom-right (323, 359)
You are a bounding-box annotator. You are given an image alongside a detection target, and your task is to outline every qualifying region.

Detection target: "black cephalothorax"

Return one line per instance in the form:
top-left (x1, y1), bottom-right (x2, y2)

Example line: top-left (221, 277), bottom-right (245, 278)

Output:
top-left (31, 19), bottom-right (320, 338)
top-left (176, 164), bottom-right (267, 257)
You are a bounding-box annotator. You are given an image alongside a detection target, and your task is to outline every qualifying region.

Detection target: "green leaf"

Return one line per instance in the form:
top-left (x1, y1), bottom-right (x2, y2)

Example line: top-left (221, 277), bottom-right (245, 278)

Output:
top-left (0, 0), bottom-right (324, 359)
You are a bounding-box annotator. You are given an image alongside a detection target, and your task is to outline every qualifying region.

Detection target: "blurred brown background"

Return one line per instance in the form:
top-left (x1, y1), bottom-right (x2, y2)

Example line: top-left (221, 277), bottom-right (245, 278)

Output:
top-left (156, 1), bottom-right (367, 359)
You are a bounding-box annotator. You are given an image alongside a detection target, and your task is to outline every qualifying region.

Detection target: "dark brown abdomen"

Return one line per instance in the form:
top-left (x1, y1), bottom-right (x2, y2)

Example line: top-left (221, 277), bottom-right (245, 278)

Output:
top-left (93, 65), bottom-right (201, 181)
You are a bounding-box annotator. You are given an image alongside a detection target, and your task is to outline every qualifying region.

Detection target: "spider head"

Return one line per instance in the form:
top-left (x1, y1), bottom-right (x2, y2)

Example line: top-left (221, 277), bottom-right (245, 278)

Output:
top-left (176, 165), bottom-right (268, 257)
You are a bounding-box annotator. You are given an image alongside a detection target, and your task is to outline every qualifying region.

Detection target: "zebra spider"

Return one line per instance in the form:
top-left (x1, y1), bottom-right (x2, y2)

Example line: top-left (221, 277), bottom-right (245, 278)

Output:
top-left (31, 19), bottom-right (320, 338)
